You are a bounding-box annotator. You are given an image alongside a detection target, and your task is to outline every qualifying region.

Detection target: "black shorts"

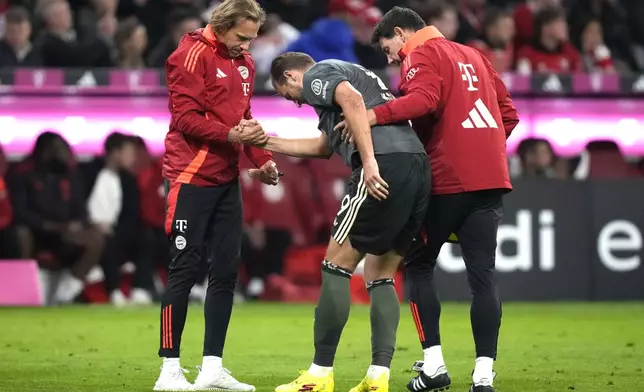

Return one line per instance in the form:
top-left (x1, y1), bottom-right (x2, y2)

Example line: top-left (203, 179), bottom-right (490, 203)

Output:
top-left (330, 153), bottom-right (430, 256)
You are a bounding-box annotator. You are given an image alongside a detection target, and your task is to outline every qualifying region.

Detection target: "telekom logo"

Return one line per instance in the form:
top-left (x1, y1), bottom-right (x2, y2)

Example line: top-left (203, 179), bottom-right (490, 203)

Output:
top-left (458, 62), bottom-right (478, 91)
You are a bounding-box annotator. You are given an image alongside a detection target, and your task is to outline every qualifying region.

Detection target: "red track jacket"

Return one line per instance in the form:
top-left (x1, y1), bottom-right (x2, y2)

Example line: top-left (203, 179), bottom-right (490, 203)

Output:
top-left (163, 25), bottom-right (272, 187)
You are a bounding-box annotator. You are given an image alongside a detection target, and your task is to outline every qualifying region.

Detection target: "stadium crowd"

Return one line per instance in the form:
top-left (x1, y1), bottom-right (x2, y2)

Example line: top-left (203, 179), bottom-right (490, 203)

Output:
top-left (1, 0), bottom-right (644, 306)
top-left (0, 0), bottom-right (643, 72)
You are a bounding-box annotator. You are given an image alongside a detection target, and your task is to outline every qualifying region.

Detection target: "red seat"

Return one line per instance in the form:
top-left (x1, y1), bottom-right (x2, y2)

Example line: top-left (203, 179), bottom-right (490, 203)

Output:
top-left (587, 141), bottom-right (641, 178)
top-left (282, 245), bottom-right (326, 285)
top-left (308, 157), bottom-right (351, 229)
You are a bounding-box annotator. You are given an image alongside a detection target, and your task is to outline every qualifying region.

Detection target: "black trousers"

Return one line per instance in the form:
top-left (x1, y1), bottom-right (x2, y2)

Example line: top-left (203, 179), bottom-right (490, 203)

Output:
top-left (101, 226), bottom-right (155, 294)
top-left (0, 226), bottom-right (21, 259)
top-left (405, 189), bottom-right (504, 359)
top-left (159, 179), bottom-right (243, 358)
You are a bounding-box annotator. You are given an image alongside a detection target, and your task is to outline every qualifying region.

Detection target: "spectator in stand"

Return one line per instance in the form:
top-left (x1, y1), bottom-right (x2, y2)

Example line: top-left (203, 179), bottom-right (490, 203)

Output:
top-left (516, 7), bottom-right (581, 74)
top-left (147, 8), bottom-right (202, 68)
top-left (133, 137), bottom-right (168, 299)
top-left (513, 0), bottom-right (560, 52)
top-left (36, 0), bottom-right (114, 67)
top-left (454, 0), bottom-right (485, 44)
top-left (285, 0), bottom-right (369, 63)
top-left (260, 0), bottom-right (327, 31)
top-left (250, 13), bottom-right (299, 75)
top-left (517, 139), bottom-right (558, 178)
top-left (0, 144), bottom-right (20, 260)
top-left (115, 17), bottom-right (147, 68)
top-left (353, 5), bottom-right (388, 69)
top-left (10, 132), bottom-right (104, 305)
top-left (577, 18), bottom-right (614, 73)
top-left (569, 0), bottom-right (636, 72)
top-left (0, 6), bottom-right (42, 67)
top-left (468, 8), bottom-right (515, 73)
top-left (77, 0), bottom-right (119, 43)
top-left (423, 0), bottom-right (459, 41)
top-left (86, 133), bottom-right (149, 306)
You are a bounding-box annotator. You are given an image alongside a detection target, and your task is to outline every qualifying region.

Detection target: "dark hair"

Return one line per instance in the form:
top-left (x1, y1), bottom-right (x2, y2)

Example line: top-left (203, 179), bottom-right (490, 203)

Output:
top-left (270, 52), bottom-right (315, 85)
top-left (482, 7), bottom-right (512, 32)
top-left (533, 6), bottom-right (566, 40)
top-left (423, 1), bottom-right (456, 24)
top-left (167, 7), bottom-right (201, 33)
top-left (115, 17), bottom-right (143, 49)
top-left (104, 132), bottom-right (134, 155)
top-left (6, 6), bottom-right (31, 24)
top-left (371, 6), bottom-right (426, 45)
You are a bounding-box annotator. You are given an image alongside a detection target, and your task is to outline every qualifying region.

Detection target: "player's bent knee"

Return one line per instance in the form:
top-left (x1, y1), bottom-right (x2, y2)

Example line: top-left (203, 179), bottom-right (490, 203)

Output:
top-left (324, 237), bottom-right (363, 273)
top-left (363, 251), bottom-right (403, 282)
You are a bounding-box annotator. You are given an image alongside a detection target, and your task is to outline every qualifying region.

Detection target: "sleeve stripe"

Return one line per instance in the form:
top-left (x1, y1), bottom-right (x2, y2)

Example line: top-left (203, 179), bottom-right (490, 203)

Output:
top-left (184, 42), bottom-right (207, 73)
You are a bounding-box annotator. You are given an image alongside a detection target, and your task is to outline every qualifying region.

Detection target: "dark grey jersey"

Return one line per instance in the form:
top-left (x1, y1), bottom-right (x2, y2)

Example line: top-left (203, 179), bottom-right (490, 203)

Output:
top-left (301, 60), bottom-right (425, 168)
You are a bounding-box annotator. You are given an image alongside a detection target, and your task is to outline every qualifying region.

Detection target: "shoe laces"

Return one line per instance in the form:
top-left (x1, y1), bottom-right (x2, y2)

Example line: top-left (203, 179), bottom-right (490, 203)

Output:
top-left (162, 367), bottom-right (190, 381)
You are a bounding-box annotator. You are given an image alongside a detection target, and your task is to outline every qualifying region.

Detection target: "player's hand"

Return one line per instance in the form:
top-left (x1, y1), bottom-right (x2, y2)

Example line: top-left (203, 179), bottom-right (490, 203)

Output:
top-left (248, 160), bottom-right (279, 186)
top-left (363, 158), bottom-right (389, 201)
top-left (231, 121), bottom-right (268, 145)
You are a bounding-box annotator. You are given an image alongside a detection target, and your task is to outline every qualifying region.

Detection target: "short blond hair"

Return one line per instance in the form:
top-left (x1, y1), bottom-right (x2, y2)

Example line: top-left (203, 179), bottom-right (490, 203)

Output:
top-left (209, 0), bottom-right (266, 34)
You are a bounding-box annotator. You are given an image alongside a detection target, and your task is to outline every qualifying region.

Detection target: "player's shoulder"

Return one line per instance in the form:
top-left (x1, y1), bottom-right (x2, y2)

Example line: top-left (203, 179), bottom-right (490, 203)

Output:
top-left (168, 33), bottom-right (209, 67)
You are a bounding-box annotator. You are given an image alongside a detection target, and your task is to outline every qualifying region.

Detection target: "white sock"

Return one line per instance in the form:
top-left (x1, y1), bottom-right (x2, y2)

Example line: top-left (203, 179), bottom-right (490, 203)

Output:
top-left (366, 365), bottom-right (389, 380)
top-left (162, 357), bottom-right (180, 371)
top-left (423, 345), bottom-right (447, 377)
top-left (472, 357), bottom-right (494, 386)
top-left (202, 356), bottom-right (223, 370)
top-left (307, 363), bottom-right (333, 377)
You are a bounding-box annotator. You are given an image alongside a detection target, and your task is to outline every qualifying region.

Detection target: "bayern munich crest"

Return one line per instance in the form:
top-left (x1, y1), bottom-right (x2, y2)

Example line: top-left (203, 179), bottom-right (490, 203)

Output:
top-left (238, 66), bottom-right (249, 80)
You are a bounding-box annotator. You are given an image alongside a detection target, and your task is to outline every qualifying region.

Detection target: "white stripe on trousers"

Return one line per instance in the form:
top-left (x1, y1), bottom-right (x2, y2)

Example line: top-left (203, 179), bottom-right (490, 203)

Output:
top-left (333, 169), bottom-right (369, 244)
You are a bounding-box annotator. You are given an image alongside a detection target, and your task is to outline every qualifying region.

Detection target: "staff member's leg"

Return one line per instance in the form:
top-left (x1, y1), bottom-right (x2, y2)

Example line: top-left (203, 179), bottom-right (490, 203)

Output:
top-left (194, 180), bottom-right (253, 391)
top-left (405, 193), bottom-right (470, 392)
top-left (457, 190), bottom-right (504, 391)
top-left (155, 181), bottom-right (219, 391)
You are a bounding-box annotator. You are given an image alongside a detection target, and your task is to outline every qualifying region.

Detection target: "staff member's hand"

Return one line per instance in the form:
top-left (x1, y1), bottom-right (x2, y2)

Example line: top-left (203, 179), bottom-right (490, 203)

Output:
top-left (248, 160), bottom-right (280, 186)
top-left (229, 120), bottom-right (268, 145)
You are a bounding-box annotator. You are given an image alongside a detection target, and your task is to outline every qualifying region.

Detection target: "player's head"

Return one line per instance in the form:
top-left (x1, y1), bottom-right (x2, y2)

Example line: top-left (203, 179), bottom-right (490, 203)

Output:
top-left (270, 52), bottom-right (316, 107)
top-left (371, 6), bottom-right (426, 65)
top-left (210, 0), bottom-right (266, 58)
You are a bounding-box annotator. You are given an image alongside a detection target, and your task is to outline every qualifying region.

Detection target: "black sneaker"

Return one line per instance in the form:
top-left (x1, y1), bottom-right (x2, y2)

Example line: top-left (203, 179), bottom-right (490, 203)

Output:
top-left (407, 369), bottom-right (451, 392)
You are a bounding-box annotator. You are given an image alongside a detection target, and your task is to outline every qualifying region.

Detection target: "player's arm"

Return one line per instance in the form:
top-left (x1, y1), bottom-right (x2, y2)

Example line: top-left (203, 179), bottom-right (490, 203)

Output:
top-left (481, 55), bottom-right (519, 138)
top-left (371, 50), bottom-right (443, 125)
top-left (333, 81), bottom-right (377, 165)
top-left (263, 133), bottom-right (332, 159)
top-left (167, 41), bottom-right (236, 142)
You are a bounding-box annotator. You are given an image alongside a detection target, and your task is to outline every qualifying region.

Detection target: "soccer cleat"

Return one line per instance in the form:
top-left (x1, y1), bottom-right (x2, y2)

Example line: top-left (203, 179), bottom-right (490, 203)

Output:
top-left (153, 366), bottom-right (192, 391)
top-left (469, 386), bottom-right (494, 392)
top-left (349, 372), bottom-right (389, 392)
top-left (407, 364), bottom-right (450, 392)
top-left (275, 370), bottom-right (334, 392)
top-left (469, 370), bottom-right (496, 392)
top-left (193, 366), bottom-right (255, 391)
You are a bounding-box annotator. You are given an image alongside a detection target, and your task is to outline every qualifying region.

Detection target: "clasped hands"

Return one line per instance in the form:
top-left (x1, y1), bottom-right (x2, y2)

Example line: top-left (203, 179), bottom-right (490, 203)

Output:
top-left (228, 119), bottom-right (279, 186)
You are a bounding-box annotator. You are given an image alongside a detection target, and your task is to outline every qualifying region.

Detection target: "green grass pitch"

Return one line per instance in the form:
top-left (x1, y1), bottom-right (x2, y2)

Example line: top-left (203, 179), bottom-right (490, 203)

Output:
top-left (1, 302), bottom-right (643, 392)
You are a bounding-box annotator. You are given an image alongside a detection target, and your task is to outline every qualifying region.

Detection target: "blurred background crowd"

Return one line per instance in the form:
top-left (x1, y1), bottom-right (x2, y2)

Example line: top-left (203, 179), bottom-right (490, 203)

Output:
top-left (1, 0), bottom-right (643, 307)
top-left (1, 0), bottom-right (644, 72)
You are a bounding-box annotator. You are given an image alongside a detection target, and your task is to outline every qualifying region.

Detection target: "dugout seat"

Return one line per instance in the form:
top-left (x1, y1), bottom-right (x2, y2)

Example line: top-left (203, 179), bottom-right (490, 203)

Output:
top-left (308, 156), bottom-right (351, 229)
top-left (587, 141), bottom-right (641, 178)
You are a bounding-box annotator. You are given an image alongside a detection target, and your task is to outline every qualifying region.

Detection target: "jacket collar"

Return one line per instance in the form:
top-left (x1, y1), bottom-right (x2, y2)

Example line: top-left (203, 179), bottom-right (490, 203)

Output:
top-left (399, 26), bottom-right (444, 60)
top-left (201, 24), bottom-right (235, 58)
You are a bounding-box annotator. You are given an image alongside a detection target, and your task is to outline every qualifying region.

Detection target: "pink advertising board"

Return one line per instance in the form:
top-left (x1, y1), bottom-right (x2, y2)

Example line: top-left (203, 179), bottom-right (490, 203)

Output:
top-left (0, 96), bottom-right (643, 156)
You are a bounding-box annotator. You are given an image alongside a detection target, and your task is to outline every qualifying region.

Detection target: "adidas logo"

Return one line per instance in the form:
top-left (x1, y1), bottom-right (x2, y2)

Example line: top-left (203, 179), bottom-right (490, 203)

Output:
top-left (632, 76), bottom-right (644, 92)
top-left (542, 74), bottom-right (562, 92)
top-left (216, 68), bottom-right (227, 78)
top-left (77, 71), bottom-right (97, 87)
top-left (461, 98), bottom-right (498, 129)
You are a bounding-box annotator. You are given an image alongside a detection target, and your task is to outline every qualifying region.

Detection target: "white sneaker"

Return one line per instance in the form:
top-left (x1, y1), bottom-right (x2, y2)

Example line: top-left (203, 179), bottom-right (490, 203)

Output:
top-left (53, 271), bottom-right (84, 304)
top-left (130, 288), bottom-right (154, 305)
top-left (110, 290), bottom-right (128, 307)
top-left (153, 366), bottom-right (193, 391)
top-left (190, 285), bottom-right (207, 303)
top-left (193, 366), bottom-right (255, 391)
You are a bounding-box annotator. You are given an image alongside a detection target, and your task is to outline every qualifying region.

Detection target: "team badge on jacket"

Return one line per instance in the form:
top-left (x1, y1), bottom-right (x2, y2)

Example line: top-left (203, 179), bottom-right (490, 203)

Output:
top-left (238, 66), bottom-right (249, 80)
